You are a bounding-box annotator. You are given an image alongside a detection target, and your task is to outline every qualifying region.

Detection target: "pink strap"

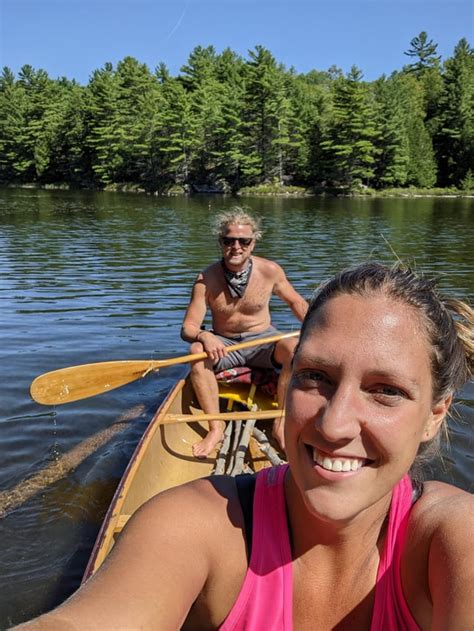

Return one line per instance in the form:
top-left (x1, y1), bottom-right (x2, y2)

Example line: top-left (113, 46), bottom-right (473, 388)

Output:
top-left (219, 465), bottom-right (293, 630)
top-left (371, 474), bottom-right (420, 631)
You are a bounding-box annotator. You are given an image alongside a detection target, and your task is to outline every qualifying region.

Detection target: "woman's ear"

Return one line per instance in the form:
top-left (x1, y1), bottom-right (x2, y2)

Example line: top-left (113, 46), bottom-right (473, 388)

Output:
top-left (421, 393), bottom-right (453, 443)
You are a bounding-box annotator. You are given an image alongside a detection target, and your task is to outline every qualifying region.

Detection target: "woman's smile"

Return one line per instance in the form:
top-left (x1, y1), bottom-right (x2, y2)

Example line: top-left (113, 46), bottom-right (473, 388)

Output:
top-left (312, 447), bottom-right (372, 473)
top-left (285, 292), bottom-right (439, 521)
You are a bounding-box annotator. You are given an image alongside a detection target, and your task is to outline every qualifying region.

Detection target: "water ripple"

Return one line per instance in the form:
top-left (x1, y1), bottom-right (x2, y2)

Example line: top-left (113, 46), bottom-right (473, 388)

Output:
top-left (0, 189), bottom-right (473, 627)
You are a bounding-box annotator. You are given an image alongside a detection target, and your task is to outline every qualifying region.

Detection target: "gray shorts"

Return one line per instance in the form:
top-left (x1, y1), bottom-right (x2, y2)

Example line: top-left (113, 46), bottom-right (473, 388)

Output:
top-left (213, 326), bottom-right (282, 373)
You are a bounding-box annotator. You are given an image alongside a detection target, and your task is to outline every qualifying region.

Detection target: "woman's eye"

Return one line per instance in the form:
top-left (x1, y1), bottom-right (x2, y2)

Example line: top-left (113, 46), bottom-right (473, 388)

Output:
top-left (294, 370), bottom-right (330, 387)
top-left (372, 385), bottom-right (407, 402)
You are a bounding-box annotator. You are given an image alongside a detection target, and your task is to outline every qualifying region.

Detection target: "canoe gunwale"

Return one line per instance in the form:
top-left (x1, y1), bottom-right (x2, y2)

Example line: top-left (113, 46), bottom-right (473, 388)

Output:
top-left (82, 369), bottom-right (278, 582)
top-left (82, 375), bottom-right (188, 582)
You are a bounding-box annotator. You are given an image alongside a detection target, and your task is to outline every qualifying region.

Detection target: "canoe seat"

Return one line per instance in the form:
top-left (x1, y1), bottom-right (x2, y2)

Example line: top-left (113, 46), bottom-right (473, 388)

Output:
top-left (215, 367), bottom-right (278, 398)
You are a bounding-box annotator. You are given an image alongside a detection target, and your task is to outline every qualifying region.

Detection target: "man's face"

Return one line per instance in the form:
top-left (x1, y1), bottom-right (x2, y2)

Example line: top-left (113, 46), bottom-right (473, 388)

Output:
top-left (219, 223), bottom-right (255, 270)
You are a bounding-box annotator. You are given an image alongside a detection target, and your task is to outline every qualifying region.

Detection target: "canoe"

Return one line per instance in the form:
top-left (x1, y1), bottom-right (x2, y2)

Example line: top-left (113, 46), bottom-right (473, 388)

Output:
top-left (82, 366), bottom-right (283, 581)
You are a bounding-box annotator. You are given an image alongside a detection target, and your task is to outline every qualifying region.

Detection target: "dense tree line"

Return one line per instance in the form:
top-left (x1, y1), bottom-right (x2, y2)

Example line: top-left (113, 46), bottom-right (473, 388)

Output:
top-left (1, 33), bottom-right (473, 193)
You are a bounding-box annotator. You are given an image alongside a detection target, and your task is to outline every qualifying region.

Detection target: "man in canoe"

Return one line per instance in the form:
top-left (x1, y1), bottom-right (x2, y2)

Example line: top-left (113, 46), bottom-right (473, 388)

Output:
top-left (180, 207), bottom-right (308, 457)
top-left (12, 262), bottom-right (474, 630)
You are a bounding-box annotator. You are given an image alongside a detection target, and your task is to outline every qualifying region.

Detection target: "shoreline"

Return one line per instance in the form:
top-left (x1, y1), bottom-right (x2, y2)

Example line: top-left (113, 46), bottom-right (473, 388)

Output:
top-left (1, 182), bottom-right (473, 199)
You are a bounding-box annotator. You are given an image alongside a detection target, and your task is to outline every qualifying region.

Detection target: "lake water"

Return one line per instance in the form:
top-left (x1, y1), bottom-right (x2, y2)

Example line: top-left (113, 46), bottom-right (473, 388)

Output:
top-left (0, 188), bottom-right (473, 628)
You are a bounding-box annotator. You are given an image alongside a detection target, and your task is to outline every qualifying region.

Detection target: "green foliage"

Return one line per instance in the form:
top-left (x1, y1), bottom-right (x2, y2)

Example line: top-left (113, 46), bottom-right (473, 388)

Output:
top-left (404, 31), bottom-right (441, 75)
top-left (152, 77), bottom-right (199, 188)
top-left (434, 39), bottom-right (474, 187)
top-left (372, 77), bottom-right (410, 187)
top-left (0, 65), bottom-right (60, 182)
top-left (239, 182), bottom-right (307, 195)
top-left (461, 169), bottom-right (474, 191)
top-left (319, 66), bottom-right (380, 188)
top-left (0, 37), bottom-right (472, 194)
top-left (386, 72), bottom-right (438, 188)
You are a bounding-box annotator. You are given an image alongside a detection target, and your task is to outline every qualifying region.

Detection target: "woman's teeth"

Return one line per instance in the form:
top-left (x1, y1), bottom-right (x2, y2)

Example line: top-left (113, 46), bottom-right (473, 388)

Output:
top-left (313, 449), bottom-right (366, 472)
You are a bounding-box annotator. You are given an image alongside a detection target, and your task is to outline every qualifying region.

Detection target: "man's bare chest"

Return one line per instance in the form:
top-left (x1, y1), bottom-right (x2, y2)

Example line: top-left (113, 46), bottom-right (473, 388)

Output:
top-left (207, 275), bottom-right (273, 317)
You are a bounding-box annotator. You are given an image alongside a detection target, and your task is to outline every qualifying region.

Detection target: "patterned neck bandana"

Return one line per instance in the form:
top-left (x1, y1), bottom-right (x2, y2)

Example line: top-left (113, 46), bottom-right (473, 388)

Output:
top-left (222, 258), bottom-right (253, 298)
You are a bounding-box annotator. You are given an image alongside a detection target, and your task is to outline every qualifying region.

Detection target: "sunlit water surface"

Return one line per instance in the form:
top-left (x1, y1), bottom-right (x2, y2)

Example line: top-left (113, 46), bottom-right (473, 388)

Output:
top-left (0, 189), bottom-right (472, 628)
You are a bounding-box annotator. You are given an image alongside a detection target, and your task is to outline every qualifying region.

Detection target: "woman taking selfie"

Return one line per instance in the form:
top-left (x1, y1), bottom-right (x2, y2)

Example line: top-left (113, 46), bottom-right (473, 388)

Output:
top-left (16, 262), bottom-right (473, 630)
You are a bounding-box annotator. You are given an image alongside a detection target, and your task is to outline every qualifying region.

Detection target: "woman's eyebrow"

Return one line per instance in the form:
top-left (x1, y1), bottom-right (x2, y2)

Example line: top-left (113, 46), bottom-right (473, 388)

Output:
top-left (296, 355), bottom-right (422, 387)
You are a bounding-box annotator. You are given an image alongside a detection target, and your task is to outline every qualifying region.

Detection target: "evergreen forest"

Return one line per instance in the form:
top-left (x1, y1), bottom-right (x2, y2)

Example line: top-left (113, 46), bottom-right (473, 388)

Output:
top-left (1, 32), bottom-right (473, 194)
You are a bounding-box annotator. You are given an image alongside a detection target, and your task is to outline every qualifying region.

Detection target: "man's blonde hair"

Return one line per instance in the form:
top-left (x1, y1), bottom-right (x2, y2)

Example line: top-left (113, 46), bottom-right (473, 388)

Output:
top-left (213, 207), bottom-right (263, 240)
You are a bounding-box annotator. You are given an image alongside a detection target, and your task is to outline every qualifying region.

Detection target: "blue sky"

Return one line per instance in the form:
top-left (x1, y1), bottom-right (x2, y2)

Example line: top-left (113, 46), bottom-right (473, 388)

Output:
top-left (1, 0), bottom-right (472, 83)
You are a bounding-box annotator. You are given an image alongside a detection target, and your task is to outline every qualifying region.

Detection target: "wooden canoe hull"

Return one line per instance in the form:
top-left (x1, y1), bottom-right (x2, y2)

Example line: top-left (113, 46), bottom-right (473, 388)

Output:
top-left (82, 369), bottom-right (278, 581)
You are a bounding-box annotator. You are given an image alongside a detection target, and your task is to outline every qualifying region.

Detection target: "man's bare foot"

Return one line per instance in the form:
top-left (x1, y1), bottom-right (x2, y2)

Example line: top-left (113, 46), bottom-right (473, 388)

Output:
top-left (193, 425), bottom-right (225, 458)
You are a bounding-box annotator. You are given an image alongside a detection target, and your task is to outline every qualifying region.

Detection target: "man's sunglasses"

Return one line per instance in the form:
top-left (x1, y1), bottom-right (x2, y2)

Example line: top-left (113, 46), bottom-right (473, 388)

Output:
top-left (220, 237), bottom-right (254, 247)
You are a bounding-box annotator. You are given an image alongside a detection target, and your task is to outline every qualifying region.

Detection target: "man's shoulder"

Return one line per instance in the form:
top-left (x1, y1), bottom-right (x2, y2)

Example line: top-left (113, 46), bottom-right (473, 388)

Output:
top-left (194, 261), bottom-right (222, 284)
top-left (253, 255), bottom-right (283, 277)
top-left (202, 260), bottom-right (222, 276)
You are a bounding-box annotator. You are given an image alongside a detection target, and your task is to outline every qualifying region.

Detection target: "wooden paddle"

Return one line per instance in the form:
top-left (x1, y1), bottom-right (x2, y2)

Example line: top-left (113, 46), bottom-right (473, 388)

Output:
top-left (30, 331), bottom-right (299, 406)
top-left (161, 409), bottom-right (283, 424)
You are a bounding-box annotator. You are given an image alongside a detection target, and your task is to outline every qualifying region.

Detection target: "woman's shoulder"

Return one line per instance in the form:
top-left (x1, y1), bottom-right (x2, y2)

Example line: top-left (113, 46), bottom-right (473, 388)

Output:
top-left (126, 475), bottom-right (250, 595)
top-left (138, 474), bottom-right (256, 553)
top-left (142, 474), bottom-right (243, 522)
top-left (411, 480), bottom-right (471, 523)
top-left (140, 475), bottom-right (252, 630)
top-left (402, 481), bottom-right (474, 628)
top-left (406, 480), bottom-right (472, 546)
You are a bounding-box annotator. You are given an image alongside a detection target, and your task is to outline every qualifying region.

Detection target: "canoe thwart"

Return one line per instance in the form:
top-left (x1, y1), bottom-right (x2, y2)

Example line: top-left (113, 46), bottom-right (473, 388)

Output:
top-left (160, 409), bottom-right (284, 424)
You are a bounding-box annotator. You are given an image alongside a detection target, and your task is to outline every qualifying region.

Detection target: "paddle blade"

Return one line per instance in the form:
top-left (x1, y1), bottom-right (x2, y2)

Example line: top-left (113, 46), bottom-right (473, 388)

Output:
top-left (30, 360), bottom-right (156, 405)
top-left (30, 330), bottom-right (300, 406)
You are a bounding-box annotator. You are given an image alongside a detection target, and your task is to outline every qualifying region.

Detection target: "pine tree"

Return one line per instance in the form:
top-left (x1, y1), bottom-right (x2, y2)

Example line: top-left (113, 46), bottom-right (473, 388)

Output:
top-left (404, 31), bottom-right (441, 75)
top-left (115, 56), bottom-right (158, 185)
top-left (320, 67), bottom-right (380, 189)
top-left (403, 32), bottom-right (444, 151)
top-left (389, 72), bottom-right (438, 187)
top-left (1, 65), bottom-right (59, 182)
top-left (373, 77), bottom-right (410, 187)
top-left (243, 46), bottom-right (296, 184)
top-left (155, 62), bottom-right (171, 85)
top-left (212, 49), bottom-right (248, 190)
top-left (152, 77), bottom-right (198, 187)
top-left (286, 73), bottom-right (329, 184)
top-left (51, 81), bottom-right (92, 185)
top-left (179, 47), bottom-right (227, 186)
top-left (407, 115), bottom-right (437, 186)
top-left (180, 45), bottom-right (217, 91)
top-left (436, 39), bottom-right (474, 186)
top-left (86, 62), bottom-right (122, 185)
top-left (0, 67), bottom-right (26, 181)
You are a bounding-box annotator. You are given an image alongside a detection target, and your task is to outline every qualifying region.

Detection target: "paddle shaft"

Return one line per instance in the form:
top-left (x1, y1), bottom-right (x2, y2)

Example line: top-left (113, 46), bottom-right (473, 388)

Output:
top-left (160, 409), bottom-right (283, 424)
top-left (31, 330), bottom-right (299, 405)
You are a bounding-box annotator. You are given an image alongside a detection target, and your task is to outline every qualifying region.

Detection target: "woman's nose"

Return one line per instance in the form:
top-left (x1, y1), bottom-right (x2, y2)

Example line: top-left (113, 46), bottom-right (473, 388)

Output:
top-left (316, 385), bottom-right (361, 443)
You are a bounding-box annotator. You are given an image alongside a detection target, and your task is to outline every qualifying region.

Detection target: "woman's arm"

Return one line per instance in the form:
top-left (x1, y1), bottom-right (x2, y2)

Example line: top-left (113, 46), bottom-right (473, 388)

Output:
top-left (428, 491), bottom-right (474, 630)
top-left (12, 481), bottom-right (226, 631)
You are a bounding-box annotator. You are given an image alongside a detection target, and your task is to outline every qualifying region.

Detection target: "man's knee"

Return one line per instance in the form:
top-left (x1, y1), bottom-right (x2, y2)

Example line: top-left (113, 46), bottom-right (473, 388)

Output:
top-left (189, 344), bottom-right (216, 375)
top-left (274, 337), bottom-right (298, 365)
top-left (190, 341), bottom-right (203, 355)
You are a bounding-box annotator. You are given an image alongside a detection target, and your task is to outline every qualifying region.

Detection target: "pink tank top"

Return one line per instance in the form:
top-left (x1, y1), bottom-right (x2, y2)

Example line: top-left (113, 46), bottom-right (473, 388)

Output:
top-left (219, 465), bottom-right (420, 631)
